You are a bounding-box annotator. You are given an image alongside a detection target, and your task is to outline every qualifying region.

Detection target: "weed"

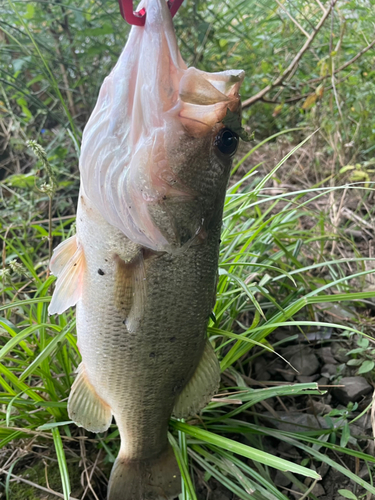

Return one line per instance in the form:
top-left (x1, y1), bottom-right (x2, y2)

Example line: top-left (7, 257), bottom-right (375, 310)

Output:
top-left (1, 1), bottom-right (375, 498)
top-left (1, 138), bottom-right (375, 498)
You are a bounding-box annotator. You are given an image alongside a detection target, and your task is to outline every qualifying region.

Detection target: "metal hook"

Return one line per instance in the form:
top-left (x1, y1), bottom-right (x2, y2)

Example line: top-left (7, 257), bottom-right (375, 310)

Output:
top-left (118, 0), bottom-right (184, 26)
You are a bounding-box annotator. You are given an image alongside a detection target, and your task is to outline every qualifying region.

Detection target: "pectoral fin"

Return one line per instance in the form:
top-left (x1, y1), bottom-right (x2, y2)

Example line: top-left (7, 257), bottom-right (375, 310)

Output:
top-left (115, 249), bottom-right (147, 334)
top-left (173, 341), bottom-right (220, 418)
top-left (125, 251), bottom-right (147, 334)
top-left (48, 235), bottom-right (85, 315)
top-left (49, 235), bottom-right (77, 275)
top-left (68, 364), bottom-right (112, 433)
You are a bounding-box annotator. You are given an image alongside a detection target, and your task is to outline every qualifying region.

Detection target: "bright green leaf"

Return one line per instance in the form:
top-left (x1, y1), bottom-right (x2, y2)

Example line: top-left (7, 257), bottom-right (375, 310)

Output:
top-left (357, 360), bottom-right (374, 374)
top-left (338, 490), bottom-right (358, 500)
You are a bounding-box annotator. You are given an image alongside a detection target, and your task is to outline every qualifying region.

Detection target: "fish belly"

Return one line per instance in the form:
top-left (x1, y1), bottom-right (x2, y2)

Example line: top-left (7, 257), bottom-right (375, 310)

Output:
top-left (76, 192), bottom-right (219, 459)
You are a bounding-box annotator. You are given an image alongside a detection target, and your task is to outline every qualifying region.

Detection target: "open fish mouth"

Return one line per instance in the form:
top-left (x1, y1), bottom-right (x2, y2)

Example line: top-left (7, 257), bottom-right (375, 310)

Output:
top-left (177, 67), bottom-right (244, 137)
top-left (79, 0), bottom-right (244, 252)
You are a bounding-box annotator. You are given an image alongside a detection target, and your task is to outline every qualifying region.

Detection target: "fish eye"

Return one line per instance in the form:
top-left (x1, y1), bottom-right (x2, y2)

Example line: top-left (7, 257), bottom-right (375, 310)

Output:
top-left (214, 128), bottom-right (239, 156)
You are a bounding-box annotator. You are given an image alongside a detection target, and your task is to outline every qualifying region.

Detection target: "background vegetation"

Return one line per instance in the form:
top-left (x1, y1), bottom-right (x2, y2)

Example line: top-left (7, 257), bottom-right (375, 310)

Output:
top-left (1, 0), bottom-right (375, 499)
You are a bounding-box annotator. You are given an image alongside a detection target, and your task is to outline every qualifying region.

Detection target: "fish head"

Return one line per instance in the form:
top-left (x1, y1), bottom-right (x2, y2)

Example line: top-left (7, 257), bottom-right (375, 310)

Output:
top-left (151, 67), bottom-right (244, 249)
top-left (80, 0), bottom-right (244, 252)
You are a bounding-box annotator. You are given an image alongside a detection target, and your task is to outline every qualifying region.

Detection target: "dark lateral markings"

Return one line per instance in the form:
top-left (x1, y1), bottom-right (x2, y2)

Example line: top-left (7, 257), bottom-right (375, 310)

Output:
top-left (98, 269), bottom-right (105, 276)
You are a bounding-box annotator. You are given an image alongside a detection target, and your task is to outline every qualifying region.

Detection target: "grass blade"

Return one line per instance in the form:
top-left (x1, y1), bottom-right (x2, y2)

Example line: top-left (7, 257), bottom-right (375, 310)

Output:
top-left (171, 421), bottom-right (321, 480)
top-left (20, 320), bottom-right (76, 382)
top-left (52, 427), bottom-right (71, 500)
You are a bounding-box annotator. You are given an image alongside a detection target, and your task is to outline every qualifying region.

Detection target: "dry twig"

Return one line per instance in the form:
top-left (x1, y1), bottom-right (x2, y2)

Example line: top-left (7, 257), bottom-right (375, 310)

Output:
top-left (241, 1), bottom-right (375, 110)
top-left (308, 37), bottom-right (375, 86)
top-left (314, 0), bottom-right (327, 12)
top-left (242, 0), bottom-right (337, 108)
top-left (274, 0), bottom-right (310, 38)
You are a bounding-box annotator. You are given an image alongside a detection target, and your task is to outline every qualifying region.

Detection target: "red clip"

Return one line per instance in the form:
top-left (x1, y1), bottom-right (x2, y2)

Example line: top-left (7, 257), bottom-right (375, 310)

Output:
top-left (167, 0), bottom-right (184, 19)
top-left (118, 0), bottom-right (184, 26)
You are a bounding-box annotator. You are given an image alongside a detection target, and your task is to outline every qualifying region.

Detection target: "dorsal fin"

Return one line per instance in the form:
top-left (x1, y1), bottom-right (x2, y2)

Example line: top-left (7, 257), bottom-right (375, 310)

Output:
top-left (49, 235), bottom-right (78, 276)
top-left (114, 250), bottom-right (147, 334)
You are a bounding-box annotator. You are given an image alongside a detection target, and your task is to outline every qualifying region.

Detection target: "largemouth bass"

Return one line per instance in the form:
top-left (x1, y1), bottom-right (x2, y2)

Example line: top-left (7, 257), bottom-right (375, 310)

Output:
top-left (49, 0), bottom-right (244, 498)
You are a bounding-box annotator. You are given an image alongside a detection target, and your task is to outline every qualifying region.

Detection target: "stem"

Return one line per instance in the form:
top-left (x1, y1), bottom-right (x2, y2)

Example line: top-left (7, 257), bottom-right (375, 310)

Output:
top-left (48, 196), bottom-right (53, 276)
top-left (242, 0), bottom-right (338, 109)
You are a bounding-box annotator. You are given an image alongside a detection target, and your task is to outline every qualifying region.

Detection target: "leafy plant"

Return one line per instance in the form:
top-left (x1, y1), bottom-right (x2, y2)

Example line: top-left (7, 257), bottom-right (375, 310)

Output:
top-left (1, 0), bottom-right (375, 499)
top-left (338, 489), bottom-right (359, 500)
top-left (346, 336), bottom-right (375, 375)
top-left (1, 137), bottom-right (375, 499)
top-left (340, 160), bottom-right (375, 186)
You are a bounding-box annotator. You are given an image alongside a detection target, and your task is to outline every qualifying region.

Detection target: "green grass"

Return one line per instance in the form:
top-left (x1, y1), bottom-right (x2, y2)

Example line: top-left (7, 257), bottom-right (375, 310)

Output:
top-left (1, 0), bottom-right (375, 496)
top-left (1, 137), bottom-right (375, 499)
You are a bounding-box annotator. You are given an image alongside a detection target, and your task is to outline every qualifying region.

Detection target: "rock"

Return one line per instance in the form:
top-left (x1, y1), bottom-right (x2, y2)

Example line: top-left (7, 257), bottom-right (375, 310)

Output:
top-left (312, 483), bottom-right (325, 497)
top-left (274, 330), bottom-right (296, 343)
top-left (325, 392), bottom-right (332, 404)
top-left (323, 303), bottom-right (356, 324)
top-left (332, 376), bottom-right (372, 405)
top-left (289, 348), bottom-right (320, 376)
top-left (268, 410), bottom-right (362, 438)
top-left (264, 411), bottom-right (329, 432)
top-left (267, 359), bottom-right (284, 376)
top-left (308, 400), bottom-right (332, 415)
top-left (211, 493), bottom-right (230, 500)
top-left (318, 461), bottom-right (330, 479)
top-left (296, 374), bottom-right (319, 383)
top-left (317, 376), bottom-right (328, 386)
top-left (321, 363), bottom-right (338, 377)
top-left (258, 371), bottom-right (271, 381)
top-left (209, 481), bottom-right (232, 500)
top-left (290, 484), bottom-right (303, 500)
top-left (274, 470), bottom-right (291, 487)
top-left (279, 345), bottom-right (303, 357)
top-left (290, 482), bottom-right (325, 499)
top-left (318, 347), bottom-right (337, 365)
top-left (277, 441), bottom-right (301, 459)
top-left (350, 424), bottom-right (367, 438)
top-left (298, 328), bottom-right (332, 341)
top-left (253, 360), bottom-right (271, 381)
top-left (359, 465), bottom-right (370, 479)
top-left (280, 369), bottom-right (295, 382)
top-left (263, 397), bottom-right (275, 409)
top-left (331, 342), bottom-right (349, 363)
top-left (354, 413), bottom-right (372, 430)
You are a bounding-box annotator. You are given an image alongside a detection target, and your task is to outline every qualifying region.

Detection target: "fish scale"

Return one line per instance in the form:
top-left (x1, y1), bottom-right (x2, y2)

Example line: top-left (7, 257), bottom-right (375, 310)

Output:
top-left (76, 192), bottom-right (220, 458)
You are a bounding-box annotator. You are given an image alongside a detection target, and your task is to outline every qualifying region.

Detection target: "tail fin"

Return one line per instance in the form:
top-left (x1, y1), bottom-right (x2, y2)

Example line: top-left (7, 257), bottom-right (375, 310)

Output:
top-left (107, 444), bottom-right (181, 500)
